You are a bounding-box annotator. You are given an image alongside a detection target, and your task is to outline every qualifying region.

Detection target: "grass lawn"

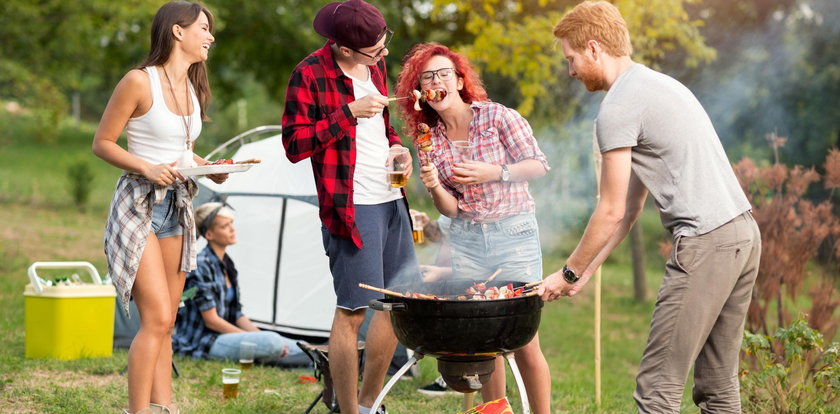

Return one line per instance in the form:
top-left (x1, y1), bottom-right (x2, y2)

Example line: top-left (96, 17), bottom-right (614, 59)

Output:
top-left (0, 202), bottom-right (696, 413)
top-left (0, 132), bottom-right (743, 413)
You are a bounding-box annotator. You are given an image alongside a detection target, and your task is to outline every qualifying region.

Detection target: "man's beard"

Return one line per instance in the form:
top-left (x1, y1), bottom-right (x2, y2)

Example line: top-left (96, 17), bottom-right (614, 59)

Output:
top-left (577, 58), bottom-right (607, 92)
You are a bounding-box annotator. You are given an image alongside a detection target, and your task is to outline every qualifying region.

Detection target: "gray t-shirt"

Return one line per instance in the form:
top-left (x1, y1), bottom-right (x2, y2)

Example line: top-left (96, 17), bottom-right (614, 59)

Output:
top-left (596, 63), bottom-right (750, 237)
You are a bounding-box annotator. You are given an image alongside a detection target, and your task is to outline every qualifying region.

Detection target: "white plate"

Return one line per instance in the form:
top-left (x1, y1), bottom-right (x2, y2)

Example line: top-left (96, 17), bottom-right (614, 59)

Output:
top-left (176, 163), bottom-right (256, 176)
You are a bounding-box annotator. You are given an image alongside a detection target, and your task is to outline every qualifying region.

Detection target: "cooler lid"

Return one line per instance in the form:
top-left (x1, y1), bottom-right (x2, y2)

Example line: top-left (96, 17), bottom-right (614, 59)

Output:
top-left (23, 283), bottom-right (116, 298)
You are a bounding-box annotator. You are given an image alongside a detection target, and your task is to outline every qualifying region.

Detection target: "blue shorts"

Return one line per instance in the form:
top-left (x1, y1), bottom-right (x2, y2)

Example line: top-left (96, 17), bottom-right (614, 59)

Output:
top-left (321, 200), bottom-right (421, 310)
top-left (448, 213), bottom-right (542, 283)
top-left (150, 190), bottom-right (183, 239)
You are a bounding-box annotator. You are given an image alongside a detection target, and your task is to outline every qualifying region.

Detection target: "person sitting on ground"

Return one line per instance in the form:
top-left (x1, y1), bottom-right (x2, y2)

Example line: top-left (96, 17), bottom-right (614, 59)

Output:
top-left (172, 202), bottom-right (308, 366)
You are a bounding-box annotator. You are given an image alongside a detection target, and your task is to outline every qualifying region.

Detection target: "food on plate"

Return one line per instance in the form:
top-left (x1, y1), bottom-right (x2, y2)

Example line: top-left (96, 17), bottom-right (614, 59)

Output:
top-left (234, 158), bottom-right (261, 164)
top-left (207, 158), bottom-right (234, 165)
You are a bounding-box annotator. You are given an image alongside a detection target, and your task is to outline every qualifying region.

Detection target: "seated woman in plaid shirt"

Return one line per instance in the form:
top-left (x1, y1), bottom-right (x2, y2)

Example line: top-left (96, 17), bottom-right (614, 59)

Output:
top-left (172, 202), bottom-right (306, 365)
top-left (395, 43), bottom-right (552, 414)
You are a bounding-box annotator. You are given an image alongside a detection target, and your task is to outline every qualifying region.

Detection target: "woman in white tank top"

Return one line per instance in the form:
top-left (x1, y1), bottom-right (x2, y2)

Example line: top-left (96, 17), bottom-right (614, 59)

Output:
top-left (91, 3), bottom-right (224, 413)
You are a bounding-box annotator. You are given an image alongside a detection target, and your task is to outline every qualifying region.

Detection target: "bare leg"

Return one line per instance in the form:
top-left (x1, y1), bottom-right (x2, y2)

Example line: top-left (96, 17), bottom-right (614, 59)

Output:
top-left (358, 310), bottom-right (398, 408)
top-left (128, 234), bottom-right (174, 412)
top-left (330, 308), bottom-right (366, 414)
top-left (479, 335), bottom-right (551, 414)
top-left (480, 357), bottom-right (506, 403)
top-left (149, 235), bottom-right (186, 406)
top-left (513, 334), bottom-right (551, 414)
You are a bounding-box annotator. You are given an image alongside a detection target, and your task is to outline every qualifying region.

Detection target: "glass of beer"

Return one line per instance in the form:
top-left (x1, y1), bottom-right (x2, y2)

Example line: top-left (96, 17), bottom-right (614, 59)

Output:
top-left (411, 212), bottom-right (425, 244)
top-left (239, 341), bottom-right (256, 370)
top-left (388, 146), bottom-right (409, 188)
top-left (222, 368), bottom-right (241, 400)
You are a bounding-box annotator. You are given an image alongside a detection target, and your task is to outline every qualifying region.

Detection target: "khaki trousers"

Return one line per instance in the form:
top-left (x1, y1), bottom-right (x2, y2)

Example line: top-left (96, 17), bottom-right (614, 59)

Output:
top-left (634, 211), bottom-right (761, 413)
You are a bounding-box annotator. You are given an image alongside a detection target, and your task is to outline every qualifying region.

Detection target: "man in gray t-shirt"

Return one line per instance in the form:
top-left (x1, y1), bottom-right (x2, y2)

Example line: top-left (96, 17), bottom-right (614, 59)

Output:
top-left (540, 2), bottom-right (761, 413)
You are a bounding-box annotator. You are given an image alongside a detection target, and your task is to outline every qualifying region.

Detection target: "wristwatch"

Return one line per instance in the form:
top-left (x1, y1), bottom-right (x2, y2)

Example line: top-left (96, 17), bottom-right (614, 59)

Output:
top-left (562, 264), bottom-right (579, 283)
top-left (500, 164), bottom-right (510, 182)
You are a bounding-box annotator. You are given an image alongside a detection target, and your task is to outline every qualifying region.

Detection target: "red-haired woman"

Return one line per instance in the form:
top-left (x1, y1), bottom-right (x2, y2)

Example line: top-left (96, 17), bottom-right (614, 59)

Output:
top-left (396, 43), bottom-right (551, 413)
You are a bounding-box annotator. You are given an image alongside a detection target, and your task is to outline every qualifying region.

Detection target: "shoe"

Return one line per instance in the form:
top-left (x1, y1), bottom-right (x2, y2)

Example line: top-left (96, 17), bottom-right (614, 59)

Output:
top-left (150, 403), bottom-right (179, 414)
top-left (359, 404), bottom-right (388, 414)
top-left (417, 377), bottom-right (457, 396)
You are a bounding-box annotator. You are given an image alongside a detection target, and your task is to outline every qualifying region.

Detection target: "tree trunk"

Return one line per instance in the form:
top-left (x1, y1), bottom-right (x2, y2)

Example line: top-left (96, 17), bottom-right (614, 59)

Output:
top-left (630, 223), bottom-right (647, 302)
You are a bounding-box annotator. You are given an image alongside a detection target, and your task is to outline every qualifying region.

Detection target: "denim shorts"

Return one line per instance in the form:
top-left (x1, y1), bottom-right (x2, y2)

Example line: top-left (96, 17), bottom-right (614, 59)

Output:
top-left (448, 213), bottom-right (542, 283)
top-left (150, 190), bottom-right (183, 239)
top-left (320, 200), bottom-right (421, 310)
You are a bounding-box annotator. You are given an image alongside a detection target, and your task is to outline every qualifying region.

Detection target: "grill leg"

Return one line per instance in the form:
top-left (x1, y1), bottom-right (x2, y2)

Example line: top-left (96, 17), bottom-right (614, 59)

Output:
top-left (504, 352), bottom-right (530, 414)
top-left (370, 354), bottom-right (422, 411)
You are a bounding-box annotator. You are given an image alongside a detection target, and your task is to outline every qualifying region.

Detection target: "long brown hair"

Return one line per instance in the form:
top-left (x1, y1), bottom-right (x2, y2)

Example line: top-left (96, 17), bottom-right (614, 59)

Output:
top-left (137, 1), bottom-right (214, 120)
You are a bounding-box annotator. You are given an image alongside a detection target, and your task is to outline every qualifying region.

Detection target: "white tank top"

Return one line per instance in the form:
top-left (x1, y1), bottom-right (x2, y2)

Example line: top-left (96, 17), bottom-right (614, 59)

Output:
top-left (126, 66), bottom-right (202, 165)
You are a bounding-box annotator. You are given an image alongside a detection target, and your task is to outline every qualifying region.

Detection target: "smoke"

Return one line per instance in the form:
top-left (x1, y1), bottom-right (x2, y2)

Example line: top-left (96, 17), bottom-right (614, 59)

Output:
top-left (686, 0), bottom-right (840, 166)
top-left (531, 93), bottom-right (605, 256)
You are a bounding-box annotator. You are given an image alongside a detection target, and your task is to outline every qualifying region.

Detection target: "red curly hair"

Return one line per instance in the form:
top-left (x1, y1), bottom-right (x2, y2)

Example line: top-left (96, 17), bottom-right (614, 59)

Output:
top-left (395, 43), bottom-right (489, 136)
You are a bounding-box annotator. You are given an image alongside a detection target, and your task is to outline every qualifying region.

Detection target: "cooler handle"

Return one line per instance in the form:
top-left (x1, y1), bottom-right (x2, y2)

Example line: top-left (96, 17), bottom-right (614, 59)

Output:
top-left (27, 261), bottom-right (103, 294)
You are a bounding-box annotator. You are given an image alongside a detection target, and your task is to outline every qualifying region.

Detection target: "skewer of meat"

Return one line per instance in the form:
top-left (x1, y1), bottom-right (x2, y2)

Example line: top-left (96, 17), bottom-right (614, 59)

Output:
top-left (414, 122), bottom-right (433, 166)
top-left (411, 88), bottom-right (448, 111)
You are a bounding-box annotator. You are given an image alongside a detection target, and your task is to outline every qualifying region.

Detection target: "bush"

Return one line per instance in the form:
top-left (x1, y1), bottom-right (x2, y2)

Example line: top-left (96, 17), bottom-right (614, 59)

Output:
top-left (67, 158), bottom-right (94, 210)
top-left (740, 317), bottom-right (840, 413)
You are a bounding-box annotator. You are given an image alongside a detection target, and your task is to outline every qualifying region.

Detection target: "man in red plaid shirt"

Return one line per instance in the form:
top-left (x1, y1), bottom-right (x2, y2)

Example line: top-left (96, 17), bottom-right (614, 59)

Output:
top-left (281, 1), bottom-right (419, 413)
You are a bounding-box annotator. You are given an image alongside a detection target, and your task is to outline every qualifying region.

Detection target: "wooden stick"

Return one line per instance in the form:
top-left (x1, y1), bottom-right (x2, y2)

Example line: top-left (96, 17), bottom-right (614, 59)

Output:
top-left (522, 290), bottom-right (540, 297)
top-left (358, 283), bottom-right (405, 298)
top-left (522, 280), bottom-right (543, 289)
top-left (484, 268), bottom-right (503, 284)
top-left (388, 96), bottom-right (409, 102)
top-left (592, 123), bottom-right (603, 407)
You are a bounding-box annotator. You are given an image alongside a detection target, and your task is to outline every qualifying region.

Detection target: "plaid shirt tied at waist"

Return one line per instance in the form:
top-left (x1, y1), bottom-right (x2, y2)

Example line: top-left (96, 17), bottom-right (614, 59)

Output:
top-left (282, 41), bottom-right (402, 249)
top-left (104, 172), bottom-right (198, 317)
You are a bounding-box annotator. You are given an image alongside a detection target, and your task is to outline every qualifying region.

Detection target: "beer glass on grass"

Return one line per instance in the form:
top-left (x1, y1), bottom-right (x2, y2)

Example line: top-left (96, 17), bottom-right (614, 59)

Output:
top-left (239, 341), bottom-right (256, 370)
top-left (222, 368), bottom-right (241, 400)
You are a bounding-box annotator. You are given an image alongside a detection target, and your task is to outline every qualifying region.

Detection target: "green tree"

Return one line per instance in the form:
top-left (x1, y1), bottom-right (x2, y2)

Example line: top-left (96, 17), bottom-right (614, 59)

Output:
top-left (428, 0), bottom-right (715, 119)
top-left (0, 0), bottom-right (159, 141)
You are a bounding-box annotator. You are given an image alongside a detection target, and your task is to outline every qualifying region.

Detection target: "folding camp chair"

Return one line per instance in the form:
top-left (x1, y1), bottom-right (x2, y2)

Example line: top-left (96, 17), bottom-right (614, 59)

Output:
top-left (298, 341), bottom-right (365, 414)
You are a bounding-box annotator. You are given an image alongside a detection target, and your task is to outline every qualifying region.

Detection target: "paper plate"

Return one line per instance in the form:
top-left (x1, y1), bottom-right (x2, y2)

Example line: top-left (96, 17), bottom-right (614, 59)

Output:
top-left (176, 163), bottom-right (256, 176)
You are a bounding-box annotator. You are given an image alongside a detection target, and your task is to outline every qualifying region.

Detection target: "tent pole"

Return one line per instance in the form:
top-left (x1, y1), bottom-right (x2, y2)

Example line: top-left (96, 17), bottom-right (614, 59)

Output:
top-left (272, 199), bottom-right (288, 324)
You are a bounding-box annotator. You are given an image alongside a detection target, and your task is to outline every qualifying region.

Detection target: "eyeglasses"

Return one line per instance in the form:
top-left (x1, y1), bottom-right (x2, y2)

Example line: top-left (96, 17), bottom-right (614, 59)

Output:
top-left (419, 67), bottom-right (456, 85)
top-left (351, 28), bottom-right (393, 60)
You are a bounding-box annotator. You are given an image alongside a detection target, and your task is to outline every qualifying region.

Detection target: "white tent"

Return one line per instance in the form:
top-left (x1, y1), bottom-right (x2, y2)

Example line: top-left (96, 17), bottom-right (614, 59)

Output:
top-left (195, 126), bottom-right (335, 340)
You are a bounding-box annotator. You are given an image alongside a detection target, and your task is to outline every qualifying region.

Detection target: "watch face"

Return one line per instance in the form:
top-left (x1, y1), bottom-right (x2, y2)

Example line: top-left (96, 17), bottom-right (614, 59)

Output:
top-left (563, 267), bottom-right (578, 283)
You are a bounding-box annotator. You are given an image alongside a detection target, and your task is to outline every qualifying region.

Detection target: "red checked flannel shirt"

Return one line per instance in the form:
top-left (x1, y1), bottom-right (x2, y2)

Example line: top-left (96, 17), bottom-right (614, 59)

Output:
top-left (282, 42), bottom-right (402, 248)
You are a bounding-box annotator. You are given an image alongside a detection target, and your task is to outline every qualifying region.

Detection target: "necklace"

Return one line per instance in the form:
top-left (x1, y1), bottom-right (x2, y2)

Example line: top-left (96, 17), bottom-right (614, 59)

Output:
top-left (162, 66), bottom-right (193, 150)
